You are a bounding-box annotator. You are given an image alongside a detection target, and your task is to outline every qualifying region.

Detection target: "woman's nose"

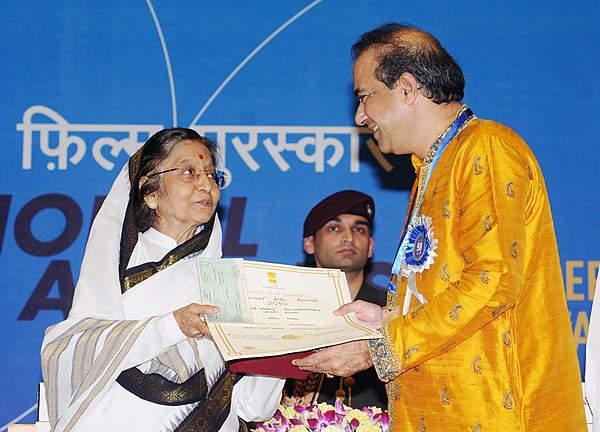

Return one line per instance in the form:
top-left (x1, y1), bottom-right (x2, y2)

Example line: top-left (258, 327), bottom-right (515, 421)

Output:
top-left (195, 170), bottom-right (213, 191)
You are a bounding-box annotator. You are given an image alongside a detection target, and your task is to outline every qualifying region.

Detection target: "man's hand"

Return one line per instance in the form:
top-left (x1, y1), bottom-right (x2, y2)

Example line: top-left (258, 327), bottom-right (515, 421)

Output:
top-left (293, 340), bottom-right (373, 377)
top-left (334, 300), bottom-right (384, 328)
top-left (174, 303), bottom-right (219, 338)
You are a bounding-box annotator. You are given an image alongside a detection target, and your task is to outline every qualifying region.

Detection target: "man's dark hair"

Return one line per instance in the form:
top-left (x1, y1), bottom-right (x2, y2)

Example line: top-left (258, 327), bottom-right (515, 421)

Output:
top-left (351, 23), bottom-right (465, 104)
top-left (133, 127), bottom-right (220, 232)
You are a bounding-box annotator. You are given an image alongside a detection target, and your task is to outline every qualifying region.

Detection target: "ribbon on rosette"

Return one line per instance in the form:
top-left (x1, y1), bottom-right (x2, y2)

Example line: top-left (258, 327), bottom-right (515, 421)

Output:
top-left (399, 215), bottom-right (438, 313)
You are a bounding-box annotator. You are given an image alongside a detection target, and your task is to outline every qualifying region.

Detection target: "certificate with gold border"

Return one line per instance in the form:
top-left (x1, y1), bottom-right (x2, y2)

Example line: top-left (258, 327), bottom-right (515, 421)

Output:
top-left (197, 258), bottom-right (382, 360)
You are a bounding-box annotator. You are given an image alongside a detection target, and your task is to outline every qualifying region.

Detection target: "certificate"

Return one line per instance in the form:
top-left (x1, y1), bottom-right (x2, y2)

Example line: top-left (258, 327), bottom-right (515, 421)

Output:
top-left (197, 258), bottom-right (382, 361)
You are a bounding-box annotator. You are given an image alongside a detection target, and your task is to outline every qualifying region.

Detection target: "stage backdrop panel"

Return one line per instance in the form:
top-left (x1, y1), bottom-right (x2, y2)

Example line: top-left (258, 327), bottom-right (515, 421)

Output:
top-left (1, 0), bottom-right (598, 426)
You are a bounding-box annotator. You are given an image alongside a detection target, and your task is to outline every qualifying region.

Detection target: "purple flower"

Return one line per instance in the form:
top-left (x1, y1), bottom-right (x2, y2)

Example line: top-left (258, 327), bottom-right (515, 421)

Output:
top-left (253, 403), bottom-right (388, 432)
top-left (306, 405), bottom-right (338, 430)
top-left (374, 411), bottom-right (389, 431)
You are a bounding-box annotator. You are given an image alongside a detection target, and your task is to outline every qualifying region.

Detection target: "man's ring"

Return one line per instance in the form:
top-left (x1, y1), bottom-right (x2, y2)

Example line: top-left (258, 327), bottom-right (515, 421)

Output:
top-left (325, 373), bottom-right (334, 378)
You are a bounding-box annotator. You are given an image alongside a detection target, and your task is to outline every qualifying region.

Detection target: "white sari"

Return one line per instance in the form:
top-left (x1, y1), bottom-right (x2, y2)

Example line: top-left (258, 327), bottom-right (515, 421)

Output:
top-left (41, 165), bottom-right (283, 432)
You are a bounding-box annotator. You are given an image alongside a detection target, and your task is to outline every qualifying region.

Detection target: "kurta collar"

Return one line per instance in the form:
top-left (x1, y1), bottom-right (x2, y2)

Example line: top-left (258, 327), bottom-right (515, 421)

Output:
top-left (412, 104), bottom-right (470, 170)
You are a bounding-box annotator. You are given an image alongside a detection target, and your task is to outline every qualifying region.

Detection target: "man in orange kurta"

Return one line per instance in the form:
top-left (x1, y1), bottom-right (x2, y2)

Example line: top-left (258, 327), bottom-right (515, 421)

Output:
top-left (294, 23), bottom-right (586, 430)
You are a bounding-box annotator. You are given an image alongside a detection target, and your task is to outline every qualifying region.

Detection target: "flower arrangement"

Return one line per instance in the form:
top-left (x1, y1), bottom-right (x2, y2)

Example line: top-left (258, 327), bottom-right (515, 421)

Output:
top-left (254, 399), bottom-right (389, 432)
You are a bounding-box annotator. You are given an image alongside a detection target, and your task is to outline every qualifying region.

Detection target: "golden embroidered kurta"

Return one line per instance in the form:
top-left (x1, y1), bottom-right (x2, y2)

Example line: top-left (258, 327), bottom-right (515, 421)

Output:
top-left (370, 116), bottom-right (586, 431)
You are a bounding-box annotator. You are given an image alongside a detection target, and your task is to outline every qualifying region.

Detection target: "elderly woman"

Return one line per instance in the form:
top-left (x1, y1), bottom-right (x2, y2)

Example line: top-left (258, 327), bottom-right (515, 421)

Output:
top-left (41, 128), bottom-right (284, 431)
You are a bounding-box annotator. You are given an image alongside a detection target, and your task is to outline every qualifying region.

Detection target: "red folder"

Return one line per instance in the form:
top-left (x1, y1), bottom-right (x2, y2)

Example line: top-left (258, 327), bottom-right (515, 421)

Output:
top-left (228, 351), bottom-right (312, 379)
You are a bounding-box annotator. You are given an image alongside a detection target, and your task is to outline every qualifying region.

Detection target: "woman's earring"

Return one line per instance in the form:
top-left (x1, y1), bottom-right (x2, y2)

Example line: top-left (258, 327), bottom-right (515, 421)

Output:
top-left (146, 198), bottom-right (157, 209)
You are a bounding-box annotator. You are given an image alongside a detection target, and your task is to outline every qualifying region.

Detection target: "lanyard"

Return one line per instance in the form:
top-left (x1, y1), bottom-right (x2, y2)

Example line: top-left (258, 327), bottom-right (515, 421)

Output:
top-left (388, 107), bottom-right (474, 289)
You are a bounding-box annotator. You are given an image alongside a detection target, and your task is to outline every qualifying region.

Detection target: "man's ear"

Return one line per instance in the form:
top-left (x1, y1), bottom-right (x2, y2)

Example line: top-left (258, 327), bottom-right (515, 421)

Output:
top-left (303, 236), bottom-right (315, 254)
top-left (397, 72), bottom-right (420, 104)
top-left (367, 236), bottom-right (374, 259)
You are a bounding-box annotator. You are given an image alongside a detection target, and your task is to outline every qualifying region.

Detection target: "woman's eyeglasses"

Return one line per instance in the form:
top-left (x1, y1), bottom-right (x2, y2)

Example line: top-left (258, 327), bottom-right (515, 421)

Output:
top-left (148, 167), bottom-right (227, 188)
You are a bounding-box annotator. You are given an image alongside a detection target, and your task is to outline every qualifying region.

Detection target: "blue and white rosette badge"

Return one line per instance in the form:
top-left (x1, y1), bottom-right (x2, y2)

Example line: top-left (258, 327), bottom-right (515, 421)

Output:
top-left (400, 215), bottom-right (438, 312)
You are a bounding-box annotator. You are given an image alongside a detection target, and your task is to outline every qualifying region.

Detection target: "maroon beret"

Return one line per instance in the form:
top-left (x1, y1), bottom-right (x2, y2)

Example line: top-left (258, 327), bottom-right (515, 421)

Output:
top-left (303, 190), bottom-right (375, 237)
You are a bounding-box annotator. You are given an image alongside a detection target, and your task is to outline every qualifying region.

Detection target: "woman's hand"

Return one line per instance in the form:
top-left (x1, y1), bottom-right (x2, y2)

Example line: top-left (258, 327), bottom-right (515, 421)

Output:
top-left (293, 340), bottom-right (373, 377)
top-left (173, 303), bottom-right (219, 338)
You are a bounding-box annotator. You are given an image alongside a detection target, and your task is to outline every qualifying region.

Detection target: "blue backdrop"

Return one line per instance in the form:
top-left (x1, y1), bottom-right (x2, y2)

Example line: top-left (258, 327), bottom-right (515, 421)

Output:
top-left (1, 1), bottom-right (599, 426)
